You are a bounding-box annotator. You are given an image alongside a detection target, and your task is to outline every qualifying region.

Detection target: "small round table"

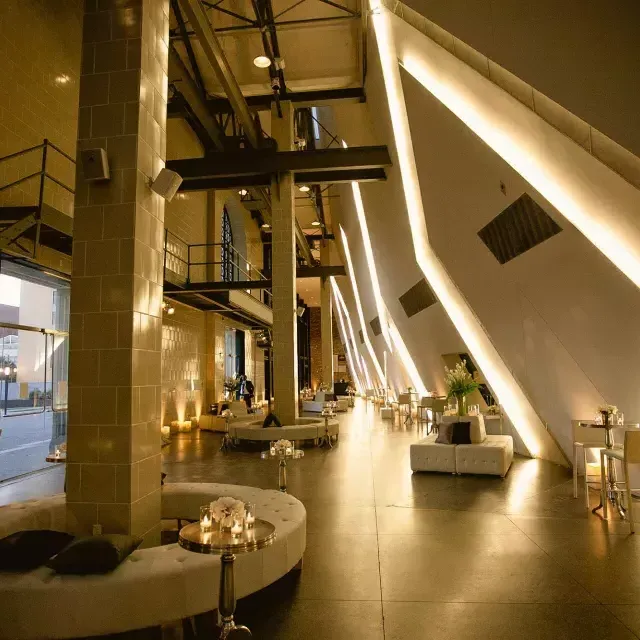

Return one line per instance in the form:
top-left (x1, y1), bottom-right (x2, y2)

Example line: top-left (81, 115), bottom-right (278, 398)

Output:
top-left (260, 448), bottom-right (304, 492)
top-left (580, 421), bottom-right (631, 519)
top-left (319, 405), bottom-right (337, 449)
top-left (45, 453), bottom-right (66, 463)
top-left (179, 519), bottom-right (276, 638)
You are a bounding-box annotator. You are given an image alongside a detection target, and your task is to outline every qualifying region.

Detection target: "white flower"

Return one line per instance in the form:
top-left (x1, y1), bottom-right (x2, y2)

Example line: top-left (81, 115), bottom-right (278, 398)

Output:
top-left (210, 496), bottom-right (245, 527)
top-left (273, 439), bottom-right (293, 455)
top-left (221, 409), bottom-right (234, 418)
top-left (597, 404), bottom-right (618, 415)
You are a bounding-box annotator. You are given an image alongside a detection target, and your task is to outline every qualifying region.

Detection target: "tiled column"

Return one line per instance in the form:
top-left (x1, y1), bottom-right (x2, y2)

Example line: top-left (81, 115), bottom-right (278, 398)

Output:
top-left (66, 0), bottom-right (169, 546)
top-left (271, 101), bottom-right (298, 424)
top-left (320, 243), bottom-right (334, 390)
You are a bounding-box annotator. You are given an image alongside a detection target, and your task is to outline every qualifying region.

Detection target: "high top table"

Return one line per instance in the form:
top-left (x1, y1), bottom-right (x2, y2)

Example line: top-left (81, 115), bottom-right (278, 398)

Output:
top-left (179, 519), bottom-right (276, 638)
top-left (579, 421), bottom-right (639, 519)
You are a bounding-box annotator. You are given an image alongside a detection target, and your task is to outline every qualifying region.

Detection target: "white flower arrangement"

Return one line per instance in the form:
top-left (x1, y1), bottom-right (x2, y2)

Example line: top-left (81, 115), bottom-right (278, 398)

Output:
top-left (444, 362), bottom-right (479, 399)
top-left (597, 404), bottom-right (618, 415)
top-left (273, 439), bottom-right (293, 455)
top-left (221, 409), bottom-right (234, 419)
top-left (210, 496), bottom-right (245, 528)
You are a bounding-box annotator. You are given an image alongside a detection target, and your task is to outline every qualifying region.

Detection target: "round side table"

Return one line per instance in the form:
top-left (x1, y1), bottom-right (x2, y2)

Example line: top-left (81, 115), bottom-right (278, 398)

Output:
top-left (260, 448), bottom-right (304, 492)
top-left (179, 519), bottom-right (276, 638)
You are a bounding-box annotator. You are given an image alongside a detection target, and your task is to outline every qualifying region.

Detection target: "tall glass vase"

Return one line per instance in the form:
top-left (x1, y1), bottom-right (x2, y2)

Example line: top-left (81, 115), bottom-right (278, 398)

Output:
top-left (455, 394), bottom-right (467, 417)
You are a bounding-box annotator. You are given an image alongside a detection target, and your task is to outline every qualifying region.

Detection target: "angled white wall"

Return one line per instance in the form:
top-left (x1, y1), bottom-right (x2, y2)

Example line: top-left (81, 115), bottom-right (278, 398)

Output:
top-left (330, 9), bottom-right (640, 461)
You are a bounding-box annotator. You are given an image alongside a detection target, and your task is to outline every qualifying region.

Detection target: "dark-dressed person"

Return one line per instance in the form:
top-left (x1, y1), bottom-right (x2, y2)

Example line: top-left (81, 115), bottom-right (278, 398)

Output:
top-left (243, 378), bottom-right (255, 411)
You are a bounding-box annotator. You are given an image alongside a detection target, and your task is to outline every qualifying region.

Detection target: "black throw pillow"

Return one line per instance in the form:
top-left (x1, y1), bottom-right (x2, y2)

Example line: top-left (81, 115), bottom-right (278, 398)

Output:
top-left (47, 534), bottom-right (142, 575)
top-left (434, 422), bottom-right (453, 444)
top-left (0, 529), bottom-right (75, 571)
top-left (263, 413), bottom-right (282, 428)
top-left (452, 421), bottom-right (472, 445)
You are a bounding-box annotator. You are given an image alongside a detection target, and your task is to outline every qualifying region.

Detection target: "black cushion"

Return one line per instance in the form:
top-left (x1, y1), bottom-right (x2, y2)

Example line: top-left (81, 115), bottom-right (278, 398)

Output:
top-left (263, 413), bottom-right (282, 428)
top-left (47, 534), bottom-right (142, 575)
top-left (434, 422), bottom-right (453, 444)
top-left (451, 421), bottom-right (472, 445)
top-left (0, 529), bottom-right (75, 571)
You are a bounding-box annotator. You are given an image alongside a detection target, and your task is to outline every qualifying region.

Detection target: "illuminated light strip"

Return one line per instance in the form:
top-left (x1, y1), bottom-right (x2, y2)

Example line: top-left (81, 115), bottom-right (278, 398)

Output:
top-left (369, 0), bottom-right (566, 464)
top-left (341, 144), bottom-right (427, 396)
top-left (339, 225), bottom-right (386, 385)
top-left (342, 140), bottom-right (392, 352)
top-left (330, 278), bottom-right (365, 394)
top-left (394, 13), bottom-right (640, 291)
top-left (331, 277), bottom-right (367, 391)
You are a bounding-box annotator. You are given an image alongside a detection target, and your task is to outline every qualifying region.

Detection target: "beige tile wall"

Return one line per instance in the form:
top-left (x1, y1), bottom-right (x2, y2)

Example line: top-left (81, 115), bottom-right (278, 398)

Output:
top-left (67, 0), bottom-right (169, 545)
top-left (0, 0), bottom-right (82, 214)
top-left (161, 301), bottom-right (206, 424)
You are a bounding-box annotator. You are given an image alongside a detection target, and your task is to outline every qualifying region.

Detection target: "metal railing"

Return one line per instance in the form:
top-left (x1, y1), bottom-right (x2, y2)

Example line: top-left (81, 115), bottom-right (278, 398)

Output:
top-left (163, 230), bottom-right (272, 307)
top-left (0, 138), bottom-right (75, 198)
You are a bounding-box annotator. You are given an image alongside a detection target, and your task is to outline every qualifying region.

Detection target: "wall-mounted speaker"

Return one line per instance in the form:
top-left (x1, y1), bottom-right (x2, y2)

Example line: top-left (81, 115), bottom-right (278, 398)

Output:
top-left (150, 168), bottom-right (183, 202)
top-left (81, 148), bottom-right (110, 181)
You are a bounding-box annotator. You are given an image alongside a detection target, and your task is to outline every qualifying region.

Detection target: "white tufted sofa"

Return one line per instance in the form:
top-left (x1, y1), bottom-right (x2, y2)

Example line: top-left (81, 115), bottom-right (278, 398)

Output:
top-left (199, 401), bottom-right (256, 432)
top-left (0, 483), bottom-right (306, 640)
top-left (301, 391), bottom-right (348, 413)
top-left (410, 415), bottom-right (513, 477)
top-left (231, 417), bottom-right (339, 443)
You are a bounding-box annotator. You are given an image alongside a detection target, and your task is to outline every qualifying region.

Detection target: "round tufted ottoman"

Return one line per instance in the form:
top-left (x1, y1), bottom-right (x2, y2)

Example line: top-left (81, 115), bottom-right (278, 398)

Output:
top-left (0, 483), bottom-right (306, 639)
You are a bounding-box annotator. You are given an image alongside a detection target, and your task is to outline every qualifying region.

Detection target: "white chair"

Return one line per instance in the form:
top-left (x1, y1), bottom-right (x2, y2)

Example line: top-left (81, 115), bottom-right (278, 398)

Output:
top-left (417, 397), bottom-right (432, 424)
top-left (572, 421), bottom-right (607, 509)
top-left (600, 430), bottom-right (640, 533)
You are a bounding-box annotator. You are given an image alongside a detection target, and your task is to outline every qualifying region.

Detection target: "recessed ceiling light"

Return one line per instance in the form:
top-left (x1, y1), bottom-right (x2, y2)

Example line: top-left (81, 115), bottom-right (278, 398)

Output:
top-left (253, 55), bottom-right (271, 69)
top-left (298, 185), bottom-right (310, 192)
top-left (311, 220), bottom-right (321, 226)
top-left (238, 189), bottom-right (248, 196)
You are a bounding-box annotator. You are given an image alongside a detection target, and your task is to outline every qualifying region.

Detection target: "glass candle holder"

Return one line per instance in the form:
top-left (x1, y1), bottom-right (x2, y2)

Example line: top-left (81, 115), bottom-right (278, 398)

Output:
top-left (245, 503), bottom-right (256, 528)
top-left (270, 441), bottom-right (276, 456)
top-left (200, 505), bottom-right (212, 532)
top-left (230, 516), bottom-right (244, 537)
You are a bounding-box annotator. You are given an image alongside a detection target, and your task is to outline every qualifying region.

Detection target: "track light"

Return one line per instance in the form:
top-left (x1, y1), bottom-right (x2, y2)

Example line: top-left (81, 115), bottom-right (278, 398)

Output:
top-left (261, 223), bottom-right (271, 229)
top-left (299, 185), bottom-right (310, 192)
top-left (311, 220), bottom-right (321, 226)
top-left (253, 55), bottom-right (271, 68)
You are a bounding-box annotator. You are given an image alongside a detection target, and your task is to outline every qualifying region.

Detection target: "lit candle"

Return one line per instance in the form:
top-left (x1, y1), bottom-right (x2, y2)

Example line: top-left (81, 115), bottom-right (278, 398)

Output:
top-left (200, 505), bottom-right (212, 532)
top-left (286, 446), bottom-right (292, 456)
top-left (55, 448), bottom-right (61, 458)
top-left (231, 519), bottom-right (243, 536)
top-left (270, 444), bottom-right (276, 456)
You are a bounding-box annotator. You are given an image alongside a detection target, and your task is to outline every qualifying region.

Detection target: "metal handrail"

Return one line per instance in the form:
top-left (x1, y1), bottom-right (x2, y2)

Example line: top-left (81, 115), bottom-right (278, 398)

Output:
top-left (0, 139), bottom-right (75, 196)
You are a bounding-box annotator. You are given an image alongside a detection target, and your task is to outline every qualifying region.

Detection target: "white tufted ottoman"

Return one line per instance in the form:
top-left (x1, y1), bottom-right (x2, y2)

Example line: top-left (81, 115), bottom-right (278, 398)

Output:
top-left (410, 434), bottom-right (457, 473)
top-left (231, 418), bottom-right (339, 443)
top-left (455, 435), bottom-right (514, 477)
top-left (0, 483), bottom-right (306, 639)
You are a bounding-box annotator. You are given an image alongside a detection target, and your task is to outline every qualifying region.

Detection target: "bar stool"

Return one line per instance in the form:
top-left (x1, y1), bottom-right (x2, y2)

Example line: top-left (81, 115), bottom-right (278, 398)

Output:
top-left (417, 397), bottom-right (431, 423)
top-left (600, 429), bottom-right (640, 533)
top-left (572, 421), bottom-right (607, 509)
top-left (397, 393), bottom-right (412, 424)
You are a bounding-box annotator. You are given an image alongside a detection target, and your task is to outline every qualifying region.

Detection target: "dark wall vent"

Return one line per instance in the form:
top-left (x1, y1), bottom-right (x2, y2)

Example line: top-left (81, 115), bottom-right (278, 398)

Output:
top-left (478, 193), bottom-right (562, 264)
top-left (399, 278), bottom-right (437, 318)
top-left (358, 329), bottom-right (364, 344)
top-left (369, 316), bottom-right (382, 336)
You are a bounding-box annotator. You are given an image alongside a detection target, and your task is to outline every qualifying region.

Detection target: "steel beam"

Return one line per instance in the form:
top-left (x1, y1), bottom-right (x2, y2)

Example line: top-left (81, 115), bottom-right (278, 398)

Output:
top-left (204, 87), bottom-right (365, 113)
top-left (177, 168), bottom-right (387, 191)
top-left (168, 146), bottom-right (391, 178)
top-left (169, 48), bottom-right (226, 151)
top-left (0, 213), bottom-right (37, 250)
top-left (179, 0), bottom-right (261, 148)
top-left (164, 279), bottom-right (272, 293)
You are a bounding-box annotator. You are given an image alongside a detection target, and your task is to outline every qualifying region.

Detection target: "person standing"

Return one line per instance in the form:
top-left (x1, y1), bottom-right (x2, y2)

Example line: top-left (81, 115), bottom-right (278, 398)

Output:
top-left (243, 378), bottom-right (255, 411)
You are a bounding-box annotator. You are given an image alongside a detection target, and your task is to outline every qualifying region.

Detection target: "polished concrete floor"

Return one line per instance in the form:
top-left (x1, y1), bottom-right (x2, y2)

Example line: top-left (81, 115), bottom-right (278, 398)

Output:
top-left (3, 400), bottom-right (640, 639)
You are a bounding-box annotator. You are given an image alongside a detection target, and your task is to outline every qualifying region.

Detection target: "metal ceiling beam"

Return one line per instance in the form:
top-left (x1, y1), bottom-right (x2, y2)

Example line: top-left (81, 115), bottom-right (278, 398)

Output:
top-left (169, 47), bottom-right (226, 151)
top-left (169, 14), bottom-right (358, 37)
top-left (167, 146), bottom-right (391, 178)
top-left (171, 0), bottom-right (207, 97)
top-left (204, 87), bottom-right (365, 113)
top-left (176, 168), bottom-right (387, 191)
top-left (179, 0), bottom-right (262, 149)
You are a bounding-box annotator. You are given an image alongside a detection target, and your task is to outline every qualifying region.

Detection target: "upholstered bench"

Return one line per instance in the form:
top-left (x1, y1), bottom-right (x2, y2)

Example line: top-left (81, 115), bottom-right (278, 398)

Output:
top-left (455, 435), bottom-right (514, 477)
top-left (410, 415), bottom-right (514, 477)
top-left (410, 434), bottom-right (457, 473)
top-left (199, 400), bottom-right (255, 432)
top-left (231, 417), bottom-right (339, 443)
top-left (0, 483), bottom-right (306, 639)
